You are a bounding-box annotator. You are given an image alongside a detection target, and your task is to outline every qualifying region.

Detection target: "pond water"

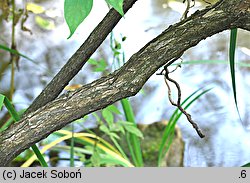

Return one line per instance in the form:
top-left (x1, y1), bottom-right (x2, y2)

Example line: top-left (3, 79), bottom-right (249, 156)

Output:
top-left (0, 0), bottom-right (250, 167)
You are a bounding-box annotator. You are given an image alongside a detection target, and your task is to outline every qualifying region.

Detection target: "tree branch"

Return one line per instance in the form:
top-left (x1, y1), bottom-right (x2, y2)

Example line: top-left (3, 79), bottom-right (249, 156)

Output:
top-left (0, 0), bottom-right (249, 166)
top-left (24, 0), bottom-right (138, 115)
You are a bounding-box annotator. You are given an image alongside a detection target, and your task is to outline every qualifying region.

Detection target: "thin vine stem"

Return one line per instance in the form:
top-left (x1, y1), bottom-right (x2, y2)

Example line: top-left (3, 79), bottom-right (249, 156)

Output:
top-left (158, 64), bottom-right (205, 138)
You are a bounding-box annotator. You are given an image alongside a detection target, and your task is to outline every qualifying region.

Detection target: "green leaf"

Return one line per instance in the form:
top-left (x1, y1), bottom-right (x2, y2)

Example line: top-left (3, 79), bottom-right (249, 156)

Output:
top-left (92, 112), bottom-right (102, 123)
top-left (88, 58), bottom-right (98, 65)
top-left (120, 98), bottom-right (144, 167)
top-left (107, 105), bottom-right (121, 114)
top-left (105, 0), bottom-right (124, 15)
top-left (102, 108), bottom-right (114, 126)
top-left (122, 36), bottom-right (127, 42)
top-left (90, 150), bottom-right (101, 166)
top-left (94, 59), bottom-right (107, 72)
top-left (99, 153), bottom-right (129, 167)
top-left (114, 41), bottom-right (121, 50)
top-left (88, 58), bottom-right (107, 72)
top-left (64, 0), bottom-right (93, 39)
top-left (119, 126), bottom-right (125, 135)
top-left (0, 44), bottom-right (37, 63)
top-left (114, 51), bottom-right (120, 56)
top-left (124, 125), bottom-right (143, 138)
top-left (112, 122), bottom-right (125, 134)
top-left (117, 120), bottom-right (135, 126)
top-left (26, 2), bottom-right (45, 14)
top-left (109, 132), bottom-right (120, 140)
top-left (229, 28), bottom-right (241, 119)
top-left (99, 124), bottom-right (110, 134)
top-left (35, 16), bottom-right (55, 30)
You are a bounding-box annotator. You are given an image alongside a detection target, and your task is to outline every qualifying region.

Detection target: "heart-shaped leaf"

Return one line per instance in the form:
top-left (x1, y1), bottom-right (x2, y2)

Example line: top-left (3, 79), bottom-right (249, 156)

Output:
top-left (105, 0), bottom-right (124, 16)
top-left (64, 0), bottom-right (93, 39)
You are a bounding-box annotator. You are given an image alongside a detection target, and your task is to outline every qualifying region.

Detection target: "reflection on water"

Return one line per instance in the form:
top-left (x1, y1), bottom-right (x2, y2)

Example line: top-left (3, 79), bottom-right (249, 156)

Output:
top-left (0, 0), bottom-right (250, 166)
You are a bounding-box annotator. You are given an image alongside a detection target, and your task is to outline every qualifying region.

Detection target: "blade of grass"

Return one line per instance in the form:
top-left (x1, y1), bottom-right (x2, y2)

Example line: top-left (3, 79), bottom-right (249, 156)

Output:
top-left (172, 60), bottom-right (250, 68)
top-left (52, 145), bottom-right (93, 155)
top-left (110, 136), bottom-right (129, 160)
top-left (172, 60), bottom-right (226, 66)
top-left (51, 146), bottom-right (91, 165)
top-left (10, 56), bottom-right (15, 101)
top-left (58, 129), bottom-right (120, 154)
top-left (0, 109), bottom-right (25, 132)
top-left (0, 44), bottom-right (37, 64)
top-left (157, 87), bottom-right (212, 166)
top-left (0, 94), bottom-right (48, 167)
top-left (163, 86), bottom-right (208, 132)
top-left (30, 146), bottom-right (48, 167)
top-left (242, 162), bottom-right (250, 167)
top-left (22, 131), bottom-right (134, 167)
top-left (162, 88), bottom-right (212, 158)
top-left (0, 94), bottom-right (20, 123)
top-left (0, 44), bottom-right (52, 75)
top-left (229, 28), bottom-right (241, 120)
top-left (0, 95), bottom-right (4, 110)
top-left (121, 98), bottom-right (144, 167)
top-left (110, 31), bottom-right (143, 166)
top-left (70, 123), bottom-right (75, 167)
top-left (56, 130), bottom-right (126, 159)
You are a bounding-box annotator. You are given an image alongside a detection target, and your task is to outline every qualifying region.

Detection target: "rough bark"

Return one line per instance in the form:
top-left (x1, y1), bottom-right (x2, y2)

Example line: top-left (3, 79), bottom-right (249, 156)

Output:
top-left (0, 0), bottom-right (249, 166)
top-left (24, 0), bottom-right (138, 115)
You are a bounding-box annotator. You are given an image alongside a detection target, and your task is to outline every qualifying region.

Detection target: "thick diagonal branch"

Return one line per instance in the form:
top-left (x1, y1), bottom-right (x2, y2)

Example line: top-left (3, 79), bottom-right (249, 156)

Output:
top-left (24, 0), bottom-right (138, 115)
top-left (0, 0), bottom-right (249, 166)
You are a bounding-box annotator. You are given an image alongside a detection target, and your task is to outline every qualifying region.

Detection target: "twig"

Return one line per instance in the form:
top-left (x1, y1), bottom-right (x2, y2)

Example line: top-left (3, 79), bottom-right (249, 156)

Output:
top-left (182, 0), bottom-right (194, 20)
top-left (160, 63), bottom-right (205, 138)
top-left (203, 0), bottom-right (212, 5)
top-left (182, 0), bottom-right (212, 20)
